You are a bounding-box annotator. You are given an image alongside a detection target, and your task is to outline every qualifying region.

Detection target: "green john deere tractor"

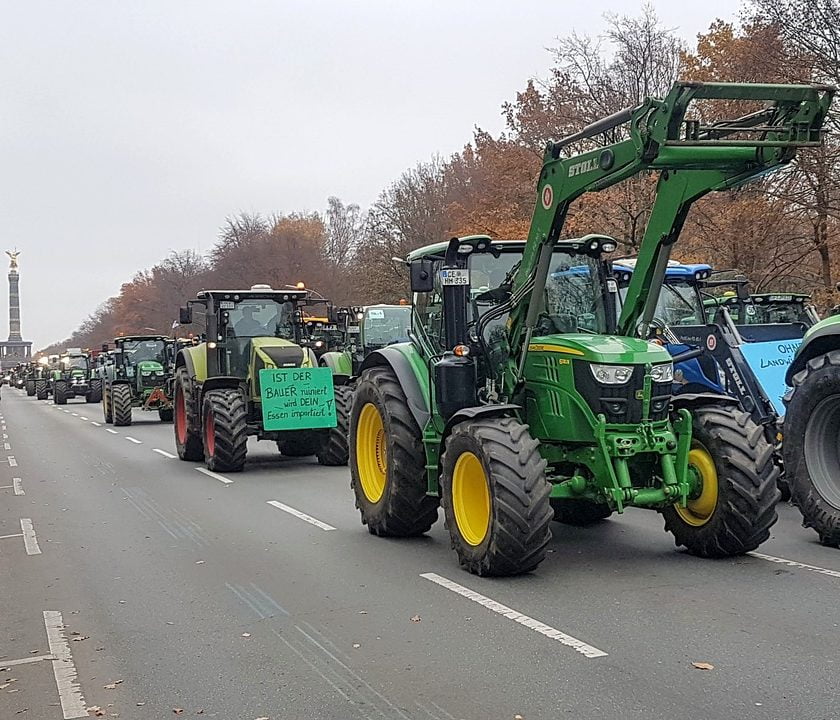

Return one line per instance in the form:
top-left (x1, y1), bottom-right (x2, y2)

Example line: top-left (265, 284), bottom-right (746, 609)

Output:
top-left (348, 81), bottom-right (832, 576)
top-left (101, 335), bottom-right (173, 426)
top-left (784, 313), bottom-right (840, 545)
top-left (320, 304), bottom-right (412, 384)
top-left (173, 285), bottom-right (350, 472)
top-left (50, 350), bottom-right (102, 405)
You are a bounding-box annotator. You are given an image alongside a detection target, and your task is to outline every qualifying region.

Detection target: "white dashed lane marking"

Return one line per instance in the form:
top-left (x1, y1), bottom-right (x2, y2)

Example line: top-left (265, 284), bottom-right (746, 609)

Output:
top-left (153, 448), bottom-right (176, 459)
top-left (125, 436), bottom-right (142, 444)
top-left (43, 610), bottom-right (88, 719)
top-left (91, 421), bottom-right (101, 427)
top-left (749, 551), bottom-right (840, 579)
top-left (196, 467), bottom-right (233, 485)
top-left (266, 500), bottom-right (336, 531)
top-left (106, 429), bottom-right (118, 435)
top-left (20, 518), bottom-right (42, 555)
top-left (420, 572), bottom-right (608, 659)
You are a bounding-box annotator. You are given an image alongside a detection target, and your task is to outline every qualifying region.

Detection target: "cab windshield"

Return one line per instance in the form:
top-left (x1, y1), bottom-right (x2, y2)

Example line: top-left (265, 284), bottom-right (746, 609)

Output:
top-left (121, 340), bottom-right (166, 363)
top-left (363, 307), bottom-right (411, 350)
top-left (62, 356), bottom-right (88, 370)
top-left (618, 279), bottom-right (704, 327)
top-left (226, 299), bottom-right (296, 339)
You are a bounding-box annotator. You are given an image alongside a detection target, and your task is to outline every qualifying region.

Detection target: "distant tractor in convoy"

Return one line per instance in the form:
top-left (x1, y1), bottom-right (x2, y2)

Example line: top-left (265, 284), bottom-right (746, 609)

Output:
top-left (320, 304), bottom-right (412, 383)
top-left (49, 349), bottom-right (102, 405)
top-left (100, 335), bottom-right (173, 426)
top-left (35, 356), bottom-right (58, 399)
top-left (173, 285), bottom-right (350, 471)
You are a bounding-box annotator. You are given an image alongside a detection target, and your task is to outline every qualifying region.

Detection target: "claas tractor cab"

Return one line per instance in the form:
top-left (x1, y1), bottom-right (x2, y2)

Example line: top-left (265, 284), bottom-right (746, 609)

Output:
top-left (173, 284), bottom-right (350, 472)
top-left (50, 349), bottom-right (102, 405)
top-left (320, 304), bottom-right (412, 383)
top-left (101, 335), bottom-right (172, 426)
top-left (348, 81), bottom-right (832, 576)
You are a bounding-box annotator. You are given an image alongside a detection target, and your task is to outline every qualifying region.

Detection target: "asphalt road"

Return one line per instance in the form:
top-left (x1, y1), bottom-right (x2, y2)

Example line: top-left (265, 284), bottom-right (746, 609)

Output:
top-left (1, 389), bottom-right (839, 720)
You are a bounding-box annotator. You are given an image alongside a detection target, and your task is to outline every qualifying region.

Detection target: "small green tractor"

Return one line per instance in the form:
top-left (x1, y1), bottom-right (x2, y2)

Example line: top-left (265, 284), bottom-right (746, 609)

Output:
top-left (320, 304), bottom-right (412, 384)
top-left (49, 349), bottom-right (102, 405)
top-left (173, 285), bottom-right (350, 472)
top-left (784, 313), bottom-right (840, 545)
top-left (22, 362), bottom-right (39, 396)
top-left (348, 81), bottom-right (832, 576)
top-left (100, 335), bottom-right (173, 426)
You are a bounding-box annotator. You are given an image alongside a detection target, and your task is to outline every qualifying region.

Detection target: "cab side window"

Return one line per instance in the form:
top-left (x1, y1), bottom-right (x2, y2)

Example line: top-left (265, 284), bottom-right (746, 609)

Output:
top-left (412, 260), bottom-right (444, 353)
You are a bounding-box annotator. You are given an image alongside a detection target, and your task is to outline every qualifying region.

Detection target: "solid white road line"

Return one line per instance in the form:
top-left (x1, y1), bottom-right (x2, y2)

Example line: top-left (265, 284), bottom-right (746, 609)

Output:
top-left (196, 467), bottom-right (233, 485)
top-left (266, 500), bottom-right (336, 531)
top-left (106, 429), bottom-right (118, 434)
top-left (153, 448), bottom-right (176, 459)
top-left (90, 421), bottom-right (101, 426)
top-left (749, 551), bottom-right (840, 579)
top-left (125, 436), bottom-right (142, 444)
top-left (8, 455), bottom-right (17, 467)
top-left (43, 610), bottom-right (88, 719)
top-left (20, 518), bottom-right (42, 555)
top-left (420, 572), bottom-right (608, 659)
top-left (2, 653), bottom-right (56, 667)
top-left (13, 477), bottom-right (23, 495)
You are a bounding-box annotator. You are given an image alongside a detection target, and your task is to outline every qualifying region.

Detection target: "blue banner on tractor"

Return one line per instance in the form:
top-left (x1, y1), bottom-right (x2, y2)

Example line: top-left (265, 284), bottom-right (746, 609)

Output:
top-left (738, 339), bottom-right (802, 415)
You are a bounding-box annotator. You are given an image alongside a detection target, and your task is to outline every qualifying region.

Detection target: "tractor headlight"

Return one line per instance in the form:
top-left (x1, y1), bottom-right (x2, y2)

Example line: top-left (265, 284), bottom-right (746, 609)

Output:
top-left (141, 371), bottom-right (151, 377)
top-left (649, 363), bottom-right (674, 383)
top-left (590, 364), bottom-right (633, 385)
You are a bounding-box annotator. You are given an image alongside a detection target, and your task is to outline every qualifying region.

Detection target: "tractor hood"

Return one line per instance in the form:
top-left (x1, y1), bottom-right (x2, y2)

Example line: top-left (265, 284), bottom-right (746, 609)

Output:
top-left (528, 334), bottom-right (672, 365)
top-left (252, 337), bottom-right (315, 369)
top-left (137, 360), bottom-right (164, 373)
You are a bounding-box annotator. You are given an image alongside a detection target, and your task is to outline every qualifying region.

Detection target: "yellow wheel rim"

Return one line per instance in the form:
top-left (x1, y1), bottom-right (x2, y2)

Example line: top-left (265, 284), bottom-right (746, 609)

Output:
top-left (356, 403), bottom-right (387, 503)
top-left (677, 444), bottom-right (719, 527)
top-left (451, 451), bottom-right (491, 546)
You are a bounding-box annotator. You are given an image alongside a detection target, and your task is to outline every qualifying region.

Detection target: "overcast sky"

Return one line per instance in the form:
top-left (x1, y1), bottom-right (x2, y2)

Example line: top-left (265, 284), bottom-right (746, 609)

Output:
top-left (0, 0), bottom-right (738, 348)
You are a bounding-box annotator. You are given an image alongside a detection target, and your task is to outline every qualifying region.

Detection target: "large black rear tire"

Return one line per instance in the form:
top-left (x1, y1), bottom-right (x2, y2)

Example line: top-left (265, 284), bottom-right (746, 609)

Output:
top-left (349, 366), bottom-right (439, 537)
top-left (663, 405), bottom-right (780, 557)
top-left (317, 385), bottom-right (351, 466)
top-left (102, 386), bottom-right (113, 423)
top-left (25, 380), bottom-right (35, 396)
top-left (111, 384), bottom-right (133, 427)
top-left (174, 367), bottom-right (203, 461)
top-left (550, 499), bottom-right (612, 526)
top-left (53, 380), bottom-right (67, 405)
top-left (35, 380), bottom-right (48, 400)
top-left (783, 350), bottom-right (840, 546)
top-left (440, 418), bottom-right (553, 576)
top-left (202, 388), bottom-right (248, 472)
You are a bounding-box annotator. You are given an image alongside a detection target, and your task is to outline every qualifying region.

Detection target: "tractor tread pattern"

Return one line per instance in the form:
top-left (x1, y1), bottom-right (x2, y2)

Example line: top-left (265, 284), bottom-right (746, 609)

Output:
top-left (174, 367), bottom-right (203, 461)
top-left (204, 389), bottom-right (248, 472)
top-left (317, 384), bottom-right (352, 466)
top-left (783, 349), bottom-right (840, 546)
top-left (663, 405), bottom-right (780, 557)
top-left (441, 418), bottom-right (553, 576)
top-left (111, 384), bottom-right (133, 426)
top-left (35, 380), bottom-right (48, 401)
top-left (87, 379), bottom-right (103, 404)
top-left (350, 366), bottom-right (439, 537)
top-left (53, 380), bottom-right (67, 405)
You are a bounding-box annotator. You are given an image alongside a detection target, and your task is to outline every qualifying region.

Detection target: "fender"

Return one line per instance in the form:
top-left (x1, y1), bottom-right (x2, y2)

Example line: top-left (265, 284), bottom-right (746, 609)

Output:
top-left (202, 376), bottom-right (243, 393)
top-left (786, 316), bottom-right (840, 384)
top-left (359, 345), bottom-right (430, 430)
top-left (320, 351), bottom-right (352, 386)
top-left (442, 404), bottom-right (521, 445)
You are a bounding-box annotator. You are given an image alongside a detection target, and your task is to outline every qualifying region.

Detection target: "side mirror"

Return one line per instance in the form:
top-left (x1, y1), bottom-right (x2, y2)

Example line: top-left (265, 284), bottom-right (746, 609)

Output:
top-left (179, 306), bottom-right (193, 324)
top-left (410, 259), bottom-right (435, 293)
top-left (735, 283), bottom-right (750, 303)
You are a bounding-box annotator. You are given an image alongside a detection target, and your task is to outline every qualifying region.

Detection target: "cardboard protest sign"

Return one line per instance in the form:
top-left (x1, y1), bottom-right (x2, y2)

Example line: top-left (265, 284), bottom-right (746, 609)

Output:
top-left (738, 339), bottom-right (801, 415)
top-left (259, 367), bottom-right (337, 430)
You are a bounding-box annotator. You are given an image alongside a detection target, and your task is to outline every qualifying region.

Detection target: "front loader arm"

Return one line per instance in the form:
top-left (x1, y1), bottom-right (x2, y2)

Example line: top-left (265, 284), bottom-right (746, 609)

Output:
top-left (503, 81), bottom-right (833, 392)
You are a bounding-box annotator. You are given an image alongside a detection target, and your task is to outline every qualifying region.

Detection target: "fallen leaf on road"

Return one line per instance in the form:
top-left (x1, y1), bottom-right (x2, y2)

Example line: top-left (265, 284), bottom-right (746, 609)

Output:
top-left (136, 702), bottom-right (145, 706)
top-left (73, 636), bottom-right (89, 642)
top-left (255, 717), bottom-right (269, 720)
top-left (514, 715), bottom-right (524, 719)
top-left (195, 561), bottom-right (205, 565)
top-left (241, 633), bottom-right (251, 638)
top-left (0, 684), bottom-right (9, 690)
top-left (692, 662), bottom-right (715, 670)
top-left (172, 709), bottom-right (183, 715)
top-left (86, 707), bottom-right (104, 717)
top-left (358, 610), bottom-right (367, 614)
top-left (352, 643), bottom-right (360, 648)
top-left (410, 615), bottom-right (421, 623)
top-left (103, 680), bottom-right (123, 689)
top-left (7, 688), bottom-right (19, 693)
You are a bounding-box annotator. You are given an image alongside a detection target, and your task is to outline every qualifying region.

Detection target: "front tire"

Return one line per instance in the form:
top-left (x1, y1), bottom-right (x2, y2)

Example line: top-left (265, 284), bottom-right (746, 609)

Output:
top-left (102, 386), bottom-right (113, 423)
top-left (202, 389), bottom-right (248, 472)
top-left (86, 379), bottom-right (103, 403)
top-left (53, 380), bottom-right (67, 405)
top-left (317, 385), bottom-right (352, 466)
top-left (784, 350), bottom-right (840, 546)
top-left (25, 380), bottom-right (35, 396)
top-left (111, 384), bottom-right (133, 426)
top-left (158, 407), bottom-right (174, 422)
top-left (663, 405), bottom-right (780, 557)
top-left (440, 418), bottom-right (553, 576)
top-left (35, 380), bottom-right (48, 400)
top-left (174, 367), bottom-right (203, 461)
top-left (349, 366), bottom-right (439, 537)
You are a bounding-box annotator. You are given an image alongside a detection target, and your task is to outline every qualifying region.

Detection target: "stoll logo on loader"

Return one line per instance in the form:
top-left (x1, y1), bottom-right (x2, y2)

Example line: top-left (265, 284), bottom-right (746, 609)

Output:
top-left (568, 157), bottom-right (600, 177)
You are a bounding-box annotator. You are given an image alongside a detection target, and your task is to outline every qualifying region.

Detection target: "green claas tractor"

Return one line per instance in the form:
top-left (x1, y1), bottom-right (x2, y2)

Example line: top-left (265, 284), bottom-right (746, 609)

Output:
top-left (50, 349), bottom-right (102, 405)
top-left (784, 313), bottom-right (840, 546)
top-left (101, 335), bottom-right (173, 426)
top-left (173, 284), bottom-right (350, 472)
top-left (320, 304), bottom-right (412, 383)
top-left (348, 81), bottom-right (832, 576)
